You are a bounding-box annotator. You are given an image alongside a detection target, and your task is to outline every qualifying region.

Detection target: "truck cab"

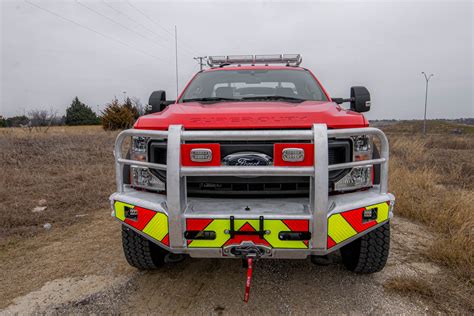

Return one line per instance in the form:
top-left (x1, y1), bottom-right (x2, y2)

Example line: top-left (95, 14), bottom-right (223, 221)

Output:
top-left (110, 54), bottom-right (394, 276)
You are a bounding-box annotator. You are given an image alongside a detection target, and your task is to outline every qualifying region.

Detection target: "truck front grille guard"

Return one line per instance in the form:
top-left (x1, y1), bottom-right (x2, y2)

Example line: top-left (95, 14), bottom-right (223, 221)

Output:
top-left (114, 124), bottom-right (389, 251)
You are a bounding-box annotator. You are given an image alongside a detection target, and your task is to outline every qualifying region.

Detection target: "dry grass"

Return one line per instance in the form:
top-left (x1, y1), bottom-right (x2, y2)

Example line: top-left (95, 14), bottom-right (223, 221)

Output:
top-left (386, 124), bottom-right (474, 282)
top-left (0, 122), bottom-right (472, 282)
top-left (384, 275), bottom-right (474, 312)
top-left (384, 276), bottom-right (435, 297)
top-left (0, 126), bottom-right (118, 240)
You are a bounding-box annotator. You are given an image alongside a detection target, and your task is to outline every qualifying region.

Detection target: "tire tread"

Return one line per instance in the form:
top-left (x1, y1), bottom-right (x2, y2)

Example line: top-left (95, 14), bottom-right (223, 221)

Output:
top-left (121, 226), bottom-right (167, 270)
top-left (340, 222), bottom-right (390, 274)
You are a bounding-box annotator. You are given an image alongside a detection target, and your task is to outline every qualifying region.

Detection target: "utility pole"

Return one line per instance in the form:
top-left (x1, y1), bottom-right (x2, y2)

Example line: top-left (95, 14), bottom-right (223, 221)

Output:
top-left (122, 91), bottom-right (127, 103)
top-left (193, 56), bottom-right (207, 70)
top-left (421, 72), bottom-right (434, 135)
top-left (175, 25), bottom-right (179, 98)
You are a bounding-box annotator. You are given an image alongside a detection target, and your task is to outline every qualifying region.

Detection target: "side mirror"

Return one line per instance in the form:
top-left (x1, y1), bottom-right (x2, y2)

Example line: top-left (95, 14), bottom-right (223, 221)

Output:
top-left (149, 90), bottom-right (167, 113)
top-left (350, 86), bottom-right (371, 113)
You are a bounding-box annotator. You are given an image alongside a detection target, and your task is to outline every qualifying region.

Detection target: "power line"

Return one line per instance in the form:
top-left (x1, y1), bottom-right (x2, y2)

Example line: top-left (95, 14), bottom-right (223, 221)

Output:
top-left (24, 0), bottom-right (168, 63)
top-left (102, 1), bottom-right (170, 44)
top-left (125, 0), bottom-right (198, 57)
top-left (101, 0), bottom-right (195, 60)
top-left (75, 0), bottom-right (173, 55)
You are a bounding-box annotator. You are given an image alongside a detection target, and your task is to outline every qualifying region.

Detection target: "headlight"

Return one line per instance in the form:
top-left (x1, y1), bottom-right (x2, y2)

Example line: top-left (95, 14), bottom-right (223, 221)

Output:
top-left (334, 135), bottom-right (374, 191)
top-left (131, 166), bottom-right (165, 191)
top-left (130, 136), bottom-right (165, 191)
top-left (352, 135), bottom-right (372, 161)
top-left (131, 136), bottom-right (149, 161)
top-left (334, 166), bottom-right (372, 191)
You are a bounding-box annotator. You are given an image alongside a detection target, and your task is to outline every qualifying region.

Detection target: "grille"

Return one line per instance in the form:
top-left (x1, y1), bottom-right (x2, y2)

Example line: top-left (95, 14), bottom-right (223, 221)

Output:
top-left (149, 139), bottom-right (352, 196)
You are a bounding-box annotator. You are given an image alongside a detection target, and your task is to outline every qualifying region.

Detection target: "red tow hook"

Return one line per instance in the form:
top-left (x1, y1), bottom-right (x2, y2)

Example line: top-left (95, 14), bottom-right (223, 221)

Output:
top-left (243, 257), bottom-right (254, 303)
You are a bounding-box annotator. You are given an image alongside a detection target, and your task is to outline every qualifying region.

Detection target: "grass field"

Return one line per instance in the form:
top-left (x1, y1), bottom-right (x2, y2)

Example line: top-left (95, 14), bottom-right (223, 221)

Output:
top-left (0, 121), bottom-right (472, 287)
top-left (0, 126), bottom-right (117, 238)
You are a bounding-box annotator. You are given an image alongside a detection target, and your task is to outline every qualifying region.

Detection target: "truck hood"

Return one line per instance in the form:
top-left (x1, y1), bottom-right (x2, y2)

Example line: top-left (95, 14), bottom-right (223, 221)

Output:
top-left (134, 101), bottom-right (367, 130)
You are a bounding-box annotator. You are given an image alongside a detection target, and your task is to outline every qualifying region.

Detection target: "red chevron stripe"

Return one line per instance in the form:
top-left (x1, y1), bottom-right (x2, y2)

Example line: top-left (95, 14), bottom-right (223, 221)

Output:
top-left (327, 236), bottom-right (336, 248)
top-left (340, 207), bottom-right (377, 233)
top-left (186, 218), bottom-right (213, 231)
top-left (282, 219), bottom-right (309, 232)
top-left (223, 222), bottom-right (271, 247)
top-left (124, 206), bottom-right (156, 231)
top-left (161, 234), bottom-right (169, 246)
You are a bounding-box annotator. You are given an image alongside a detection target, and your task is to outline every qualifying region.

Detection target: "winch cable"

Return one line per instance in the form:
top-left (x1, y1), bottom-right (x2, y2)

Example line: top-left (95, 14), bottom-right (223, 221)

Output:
top-left (243, 257), bottom-right (254, 303)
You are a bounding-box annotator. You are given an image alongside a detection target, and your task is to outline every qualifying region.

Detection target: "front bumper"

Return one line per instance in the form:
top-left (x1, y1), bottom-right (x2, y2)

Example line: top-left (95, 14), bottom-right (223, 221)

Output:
top-left (111, 124), bottom-right (394, 259)
top-left (110, 188), bottom-right (394, 258)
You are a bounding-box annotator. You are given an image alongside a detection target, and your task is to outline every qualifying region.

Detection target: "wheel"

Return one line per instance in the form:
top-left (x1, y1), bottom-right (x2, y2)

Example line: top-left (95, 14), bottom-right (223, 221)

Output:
top-left (122, 226), bottom-right (168, 269)
top-left (340, 222), bottom-right (390, 274)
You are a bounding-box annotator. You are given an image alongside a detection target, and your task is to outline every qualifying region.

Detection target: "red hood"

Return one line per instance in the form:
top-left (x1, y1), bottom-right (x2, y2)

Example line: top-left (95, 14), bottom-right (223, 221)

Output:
top-left (134, 101), bottom-right (367, 130)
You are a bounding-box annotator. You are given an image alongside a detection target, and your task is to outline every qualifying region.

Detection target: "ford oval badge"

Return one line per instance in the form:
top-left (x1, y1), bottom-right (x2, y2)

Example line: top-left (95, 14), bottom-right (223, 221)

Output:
top-left (222, 152), bottom-right (273, 166)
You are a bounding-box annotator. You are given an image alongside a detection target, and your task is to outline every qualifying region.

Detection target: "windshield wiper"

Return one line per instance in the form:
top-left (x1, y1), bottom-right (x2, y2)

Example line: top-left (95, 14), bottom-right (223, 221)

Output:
top-left (240, 96), bottom-right (306, 103)
top-left (182, 97), bottom-right (242, 103)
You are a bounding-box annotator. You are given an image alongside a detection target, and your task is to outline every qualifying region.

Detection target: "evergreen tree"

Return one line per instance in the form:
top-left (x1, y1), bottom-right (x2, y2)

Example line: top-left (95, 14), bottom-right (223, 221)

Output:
top-left (123, 97), bottom-right (140, 120)
top-left (101, 98), bottom-right (135, 130)
top-left (65, 97), bottom-right (100, 126)
top-left (0, 116), bottom-right (6, 128)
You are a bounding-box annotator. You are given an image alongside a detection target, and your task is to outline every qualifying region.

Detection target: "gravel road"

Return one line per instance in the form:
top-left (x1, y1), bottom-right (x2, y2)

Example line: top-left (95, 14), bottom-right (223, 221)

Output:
top-left (1, 211), bottom-right (468, 314)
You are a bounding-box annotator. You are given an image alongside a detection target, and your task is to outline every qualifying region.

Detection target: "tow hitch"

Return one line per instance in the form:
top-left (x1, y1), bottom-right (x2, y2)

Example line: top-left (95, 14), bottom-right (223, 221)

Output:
top-left (244, 256), bottom-right (253, 303)
top-left (228, 243), bottom-right (266, 303)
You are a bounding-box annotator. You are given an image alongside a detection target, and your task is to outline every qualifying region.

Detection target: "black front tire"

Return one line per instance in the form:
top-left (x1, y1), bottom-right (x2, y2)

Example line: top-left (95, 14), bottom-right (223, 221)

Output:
top-left (122, 226), bottom-right (168, 270)
top-left (340, 222), bottom-right (390, 274)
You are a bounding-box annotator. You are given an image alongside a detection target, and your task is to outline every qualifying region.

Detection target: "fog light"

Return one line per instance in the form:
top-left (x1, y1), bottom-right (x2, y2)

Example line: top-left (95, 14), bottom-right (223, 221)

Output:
top-left (124, 206), bottom-right (138, 221)
top-left (282, 148), bottom-right (305, 162)
top-left (362, 208), bottom-right (378, 221)
top-left (190, 148), bottom-right (212, 162)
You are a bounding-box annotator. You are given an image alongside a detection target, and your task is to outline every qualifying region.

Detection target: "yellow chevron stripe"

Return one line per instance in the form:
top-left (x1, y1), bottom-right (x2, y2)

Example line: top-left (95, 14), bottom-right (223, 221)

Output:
top-left (114, 201), bottom-right (133, 221)
top-left (374, 202), bottom-right (390, 224)
top-left (263, 220), bottom-right (308, 249)
top-left (188, 219), bottom-right (231, 248)
top-left (143, 212), bottom-right (169, 242)
top-left (328, 214), bottom-right (357, 243)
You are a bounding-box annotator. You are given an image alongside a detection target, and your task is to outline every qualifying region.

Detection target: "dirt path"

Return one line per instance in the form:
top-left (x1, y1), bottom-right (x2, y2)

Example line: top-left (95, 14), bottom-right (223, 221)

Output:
top-left (0, 211), bottom-right (469, 314)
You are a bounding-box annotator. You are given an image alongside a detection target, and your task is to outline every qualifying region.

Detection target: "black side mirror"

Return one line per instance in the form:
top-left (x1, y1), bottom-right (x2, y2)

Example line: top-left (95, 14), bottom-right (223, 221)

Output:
top-left (149, 90), bottom-right (167, 113)
top-left (350, 86), bottom-right (371, 113)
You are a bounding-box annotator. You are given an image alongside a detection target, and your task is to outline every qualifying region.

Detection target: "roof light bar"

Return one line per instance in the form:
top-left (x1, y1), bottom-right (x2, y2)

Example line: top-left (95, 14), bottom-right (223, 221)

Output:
top-left (207, 54), bottom-right (302, 67)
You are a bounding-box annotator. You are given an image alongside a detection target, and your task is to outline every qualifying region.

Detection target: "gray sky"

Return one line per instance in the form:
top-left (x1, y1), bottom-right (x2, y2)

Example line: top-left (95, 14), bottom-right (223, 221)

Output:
top-left (1, 0), bottom-right (473, 120)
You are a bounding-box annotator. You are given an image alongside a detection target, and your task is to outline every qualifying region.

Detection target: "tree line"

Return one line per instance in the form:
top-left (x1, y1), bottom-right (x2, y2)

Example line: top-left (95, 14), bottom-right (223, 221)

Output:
top-left (0, 96), bottom-right (146, 130)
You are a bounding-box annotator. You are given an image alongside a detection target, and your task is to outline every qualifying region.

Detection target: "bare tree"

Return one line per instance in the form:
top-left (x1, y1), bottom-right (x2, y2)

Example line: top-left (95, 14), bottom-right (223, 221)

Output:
top-left (131, 97), bottom-right (145, 116)
top-left (28, 109), bottom-right (57, 133)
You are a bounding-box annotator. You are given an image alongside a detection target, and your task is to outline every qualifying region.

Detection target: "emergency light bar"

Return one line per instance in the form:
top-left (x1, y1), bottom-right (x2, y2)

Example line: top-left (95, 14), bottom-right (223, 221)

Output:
top-left (207, 54), bottom-right (302, 67)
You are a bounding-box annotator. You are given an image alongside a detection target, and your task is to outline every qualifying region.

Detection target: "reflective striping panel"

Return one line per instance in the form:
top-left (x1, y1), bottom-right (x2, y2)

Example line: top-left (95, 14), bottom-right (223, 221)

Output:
top-left (143, 212), bottom-right (169, 244)
top-left (187, 219), bottom-right (231, 248)
top-left (327, 201), bottom-right (390, 248)
top-left (264, 220), bottom-right (308, 249)
top-left (113, 200), bottom-right (169, 246)
top-left (114, 201), bottom-right (132, 221)
top-left (186, 218), bottom-right (310, 249)
top-left (374, 202), bottom-right (390, 224)
top-left (328, 214), bottom-right (357, 243)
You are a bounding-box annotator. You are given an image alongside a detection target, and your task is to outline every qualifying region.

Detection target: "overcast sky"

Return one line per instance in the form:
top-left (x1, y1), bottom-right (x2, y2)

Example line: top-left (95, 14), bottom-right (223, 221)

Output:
top-left (1, 0), bottom-right (473, 119)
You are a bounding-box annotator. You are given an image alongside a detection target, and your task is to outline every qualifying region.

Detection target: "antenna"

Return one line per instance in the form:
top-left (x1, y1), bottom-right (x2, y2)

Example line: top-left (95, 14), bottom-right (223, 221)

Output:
top-left (175, 25), bottom-right (179, 98)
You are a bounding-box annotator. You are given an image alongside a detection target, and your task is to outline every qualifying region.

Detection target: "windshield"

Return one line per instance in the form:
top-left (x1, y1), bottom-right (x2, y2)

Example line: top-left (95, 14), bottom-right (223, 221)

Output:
top-left (179, 69), bottom-right (328, 103)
